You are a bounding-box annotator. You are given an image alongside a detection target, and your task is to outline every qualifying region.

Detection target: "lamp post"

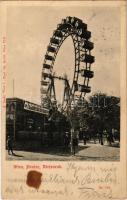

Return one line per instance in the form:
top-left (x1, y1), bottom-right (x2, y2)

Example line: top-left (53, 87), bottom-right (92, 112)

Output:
top-left (70, 100), bottom-right (75, 154)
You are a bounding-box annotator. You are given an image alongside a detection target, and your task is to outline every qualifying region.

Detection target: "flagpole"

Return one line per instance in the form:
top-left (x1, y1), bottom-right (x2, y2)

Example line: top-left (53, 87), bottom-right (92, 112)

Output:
top-left (13, 79), bottom-right (15, 97)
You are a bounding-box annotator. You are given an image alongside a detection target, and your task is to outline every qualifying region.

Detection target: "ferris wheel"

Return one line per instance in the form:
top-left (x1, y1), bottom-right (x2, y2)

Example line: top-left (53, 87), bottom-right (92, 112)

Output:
top-left (41, 16), bottom-right (95, 112)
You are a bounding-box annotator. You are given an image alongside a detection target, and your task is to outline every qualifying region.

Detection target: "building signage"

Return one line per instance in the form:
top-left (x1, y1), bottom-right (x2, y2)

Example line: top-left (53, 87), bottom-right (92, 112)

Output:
top-left (24, 101), bottom-right (49, 115)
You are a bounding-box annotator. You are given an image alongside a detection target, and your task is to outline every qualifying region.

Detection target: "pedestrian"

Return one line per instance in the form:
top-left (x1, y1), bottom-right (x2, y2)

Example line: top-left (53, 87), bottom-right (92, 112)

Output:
top-left (64, 132), bottom-right (70, 151)
top-left (72, 137), bottom-right (77, 155)
top-left (7, 136), bottom-right (14, 155)
top-left (83, 134), bottom-right (86, 145)
top-left (72, 130), bottom-right (78, 156)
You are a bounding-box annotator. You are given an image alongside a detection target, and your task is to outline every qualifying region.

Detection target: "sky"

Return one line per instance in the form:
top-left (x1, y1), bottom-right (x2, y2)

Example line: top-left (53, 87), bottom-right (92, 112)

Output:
top-left (6, 2), bottom-right (121, 105)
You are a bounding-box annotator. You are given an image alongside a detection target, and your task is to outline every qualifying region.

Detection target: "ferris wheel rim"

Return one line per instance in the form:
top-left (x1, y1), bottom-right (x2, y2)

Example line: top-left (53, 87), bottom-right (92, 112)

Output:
top-left (41, 16), bottom-right (95, 111)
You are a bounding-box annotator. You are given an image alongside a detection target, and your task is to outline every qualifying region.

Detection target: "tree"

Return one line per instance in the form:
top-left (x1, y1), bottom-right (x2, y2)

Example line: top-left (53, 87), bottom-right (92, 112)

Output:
top-left (87, 93), bottom-right (120, 144)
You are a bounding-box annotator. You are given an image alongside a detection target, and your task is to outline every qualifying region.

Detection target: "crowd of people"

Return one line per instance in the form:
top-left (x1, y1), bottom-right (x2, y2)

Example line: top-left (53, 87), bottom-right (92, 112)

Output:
top-left (63, 128), bottom-right (120, 156)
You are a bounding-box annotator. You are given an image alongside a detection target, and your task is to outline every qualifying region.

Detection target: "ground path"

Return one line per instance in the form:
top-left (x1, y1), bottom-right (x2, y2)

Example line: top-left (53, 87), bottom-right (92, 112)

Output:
top-left (6, 141), bottom-right (120, 161)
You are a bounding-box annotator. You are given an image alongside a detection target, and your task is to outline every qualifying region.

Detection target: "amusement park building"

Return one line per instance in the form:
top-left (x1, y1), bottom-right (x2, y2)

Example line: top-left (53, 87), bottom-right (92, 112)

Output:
top-left (6, 97), bottom-right (49, 141)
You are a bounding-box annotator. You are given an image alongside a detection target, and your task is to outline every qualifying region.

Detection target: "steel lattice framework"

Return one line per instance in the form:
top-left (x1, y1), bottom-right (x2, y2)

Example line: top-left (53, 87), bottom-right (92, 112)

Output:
top-left (41, 16), bottom-right (95, 111)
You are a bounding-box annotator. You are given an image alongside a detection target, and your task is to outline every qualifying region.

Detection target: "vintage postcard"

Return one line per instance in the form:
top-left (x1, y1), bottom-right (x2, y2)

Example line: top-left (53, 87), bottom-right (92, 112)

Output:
top-left (0, 1), bottom-right (127, 199)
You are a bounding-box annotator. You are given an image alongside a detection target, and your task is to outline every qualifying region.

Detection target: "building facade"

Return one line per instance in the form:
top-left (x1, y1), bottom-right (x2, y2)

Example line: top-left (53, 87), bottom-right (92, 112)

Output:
top-left (6, 98), bottom-right (49, 141)
top-left (6, 98), bottom-right (68, 148)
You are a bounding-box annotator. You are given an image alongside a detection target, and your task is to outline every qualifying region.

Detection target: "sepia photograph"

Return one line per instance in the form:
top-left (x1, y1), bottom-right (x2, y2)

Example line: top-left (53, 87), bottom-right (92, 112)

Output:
top-left (1, 1), bottom-right (127, 200)
top-left (5, 4), bottom-right (121, 162)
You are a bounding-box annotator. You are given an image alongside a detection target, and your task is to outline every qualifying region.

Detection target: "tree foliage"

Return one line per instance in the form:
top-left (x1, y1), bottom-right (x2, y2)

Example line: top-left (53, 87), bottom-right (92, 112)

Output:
top-left (71, 93), bottom-right (120, 140)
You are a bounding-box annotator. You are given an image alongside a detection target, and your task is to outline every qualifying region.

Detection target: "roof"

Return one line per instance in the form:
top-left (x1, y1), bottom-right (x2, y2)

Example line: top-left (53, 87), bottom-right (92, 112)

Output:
top-left (6, 97), bottom-right (49, 115)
